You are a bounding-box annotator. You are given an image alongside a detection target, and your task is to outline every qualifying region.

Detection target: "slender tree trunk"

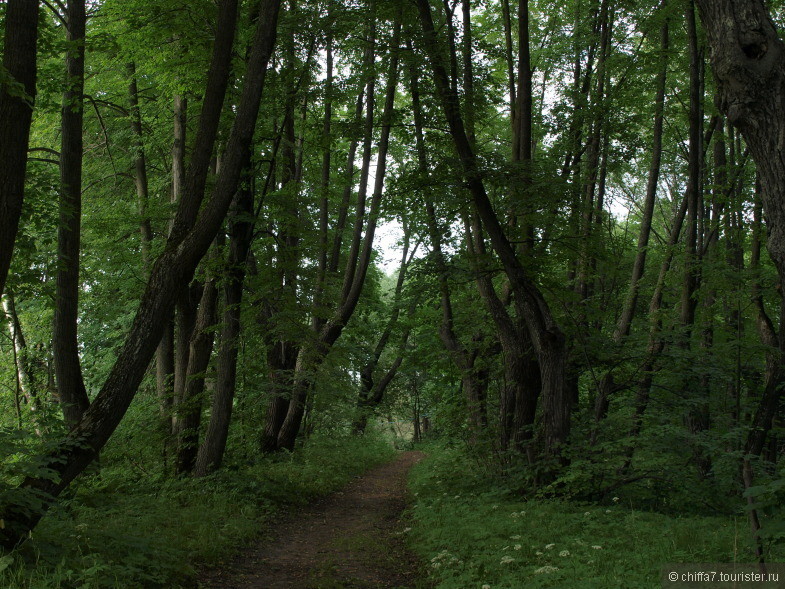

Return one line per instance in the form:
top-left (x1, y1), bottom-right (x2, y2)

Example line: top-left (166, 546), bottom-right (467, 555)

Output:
top-left (127, 62), bottom-right (154, 271)
top-left (175, 275), bottom-right (219, 475)
top-left (155, 95), bottom-right (187, 422)
top-left (353, 227), bottom-right (414, 433)
top-left (194, 183), bottom-right (255, 476)
top-left (3, 292), bottom-right (38, 413)
top-left (0, 0), bottom-right (39, 299)
top-left (408, 44), bottom-right (488, 438)
top-left (54, 0), bottom-right (90, 427)
top-left (622, 193), bottom-right (690, 468)
top-left (680, 0), bottom-right (710, 475)
top-left (313, 28), bottom-right (333, 332)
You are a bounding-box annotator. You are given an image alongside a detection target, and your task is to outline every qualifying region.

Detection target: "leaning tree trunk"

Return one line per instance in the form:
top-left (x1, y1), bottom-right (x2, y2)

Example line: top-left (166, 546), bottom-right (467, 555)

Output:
top-left (174, 275), bottom-right (219, 475)
top-left (194, 180), bottom-right (255, 476)
top-left (0, 0), bottom-right (39, 299)
top-left (0, 0), bottom-right (281, 549)
top-left (407, 46), bottom-right (488, 438)
top-left (352, 226), bottom-right (414, 433)
top-left (592, 15), bottom-right (668, 426)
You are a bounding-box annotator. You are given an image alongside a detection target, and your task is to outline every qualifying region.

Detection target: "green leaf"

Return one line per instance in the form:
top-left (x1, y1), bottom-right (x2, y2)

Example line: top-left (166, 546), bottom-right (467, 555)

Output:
top-left (0, 555), bottom-right (14, 574)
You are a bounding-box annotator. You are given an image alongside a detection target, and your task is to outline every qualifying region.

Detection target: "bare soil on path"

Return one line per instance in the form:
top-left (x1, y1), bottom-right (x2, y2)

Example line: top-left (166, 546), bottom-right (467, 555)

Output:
top-left (199, 451), bottom-right (428, 589)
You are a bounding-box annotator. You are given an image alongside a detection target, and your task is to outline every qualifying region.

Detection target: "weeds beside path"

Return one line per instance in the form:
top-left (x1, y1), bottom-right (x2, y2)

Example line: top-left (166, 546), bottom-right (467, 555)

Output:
top-left (199, 450), bottom-right (427, 589)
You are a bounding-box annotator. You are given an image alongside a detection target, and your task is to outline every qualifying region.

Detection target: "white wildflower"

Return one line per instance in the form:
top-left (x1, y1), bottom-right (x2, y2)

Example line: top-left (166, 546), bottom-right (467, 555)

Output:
top-left (510, 535), bottom-right (521, 540)
top-left (514, 544), bottom-right (522, 551)
top-left (592, 545), bottom-right (602, 550)
top-left (534, 565), bottom-right (559, 574)
top-left (612, 496), bottom-right (619, 503)
top-left (482, 585), bottom-right (491, 589)
top-left (500, 556), bottom-right (515, 565)
top-left (545, 543), bottom-right (555, 550)
top-left (536, 551), bottom-right (543, 556)
top-left (559, 550), bottom-right (570, 557)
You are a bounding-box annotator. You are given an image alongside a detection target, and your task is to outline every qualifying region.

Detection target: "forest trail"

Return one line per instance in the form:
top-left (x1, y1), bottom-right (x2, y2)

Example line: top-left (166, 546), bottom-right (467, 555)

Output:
top-left (199, 451), bottom-right (427, 589)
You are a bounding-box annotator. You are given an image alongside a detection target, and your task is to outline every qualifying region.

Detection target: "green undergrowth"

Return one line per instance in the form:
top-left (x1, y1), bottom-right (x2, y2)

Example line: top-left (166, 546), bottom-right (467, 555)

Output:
top-left (406, 442), bottom-right (783, 589)
top-left (0, 432), bottom-right (396, 589)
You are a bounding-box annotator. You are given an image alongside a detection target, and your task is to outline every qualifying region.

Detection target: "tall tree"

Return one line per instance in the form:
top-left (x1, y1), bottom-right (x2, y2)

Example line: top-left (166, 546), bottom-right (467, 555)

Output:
top-left (54, 0), bottom-right (91, 427)
top-left (416, 0), bottom-right (570, 460)
top-left (0, 0), bottom-right (40, 298)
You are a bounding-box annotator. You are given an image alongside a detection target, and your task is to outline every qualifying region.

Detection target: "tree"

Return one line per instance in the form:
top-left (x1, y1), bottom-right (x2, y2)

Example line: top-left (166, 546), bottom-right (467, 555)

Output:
top-left (0, 0), bottom-right (40, 298)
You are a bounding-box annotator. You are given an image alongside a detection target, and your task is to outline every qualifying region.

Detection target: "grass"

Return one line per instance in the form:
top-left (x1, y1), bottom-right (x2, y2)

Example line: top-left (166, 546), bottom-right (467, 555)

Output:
top-left (406, 442), bottom-right (783, 589)
top-left (0, 431), bottom-right (396, 588)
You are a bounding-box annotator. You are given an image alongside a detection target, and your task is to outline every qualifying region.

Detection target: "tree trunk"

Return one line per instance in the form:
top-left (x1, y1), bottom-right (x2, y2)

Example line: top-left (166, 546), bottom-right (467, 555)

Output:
top-left (155, 95), bottom-right (187, 423)
top-left (408, 44), bottom-right (488, 438)
top-left (592, 15), bottom-right (669, 430)
top-left (353, 226), bottom-right (414, 433)
top-left (174, 275), bottom-right (219, 475)
top-left (0, 0), bottom-right (39, 299)
top-left (194, 184), bottom-right (255, 476)
top-left (54, 0), bottom-right (90, 428)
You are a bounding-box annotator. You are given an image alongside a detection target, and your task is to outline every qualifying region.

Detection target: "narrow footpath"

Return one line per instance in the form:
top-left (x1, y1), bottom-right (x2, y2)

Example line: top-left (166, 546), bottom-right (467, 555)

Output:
top-left (199, 451), bottom-right (427, 589)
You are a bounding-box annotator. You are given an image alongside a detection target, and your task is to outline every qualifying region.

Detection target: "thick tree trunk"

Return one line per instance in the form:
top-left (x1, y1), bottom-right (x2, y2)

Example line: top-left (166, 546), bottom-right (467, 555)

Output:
top-left (0, 0), bottom-right (39, 299)
top-left (54, 0), bottom-right (90, 427)
top-left (465, 212), bottom-right (539, 453)
top-left (0, 0), bottom-right (281, 549)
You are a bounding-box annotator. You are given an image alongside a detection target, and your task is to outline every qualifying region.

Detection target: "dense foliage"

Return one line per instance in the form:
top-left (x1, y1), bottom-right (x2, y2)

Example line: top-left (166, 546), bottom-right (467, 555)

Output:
top-left (1, 0), bottom-right (785, 586)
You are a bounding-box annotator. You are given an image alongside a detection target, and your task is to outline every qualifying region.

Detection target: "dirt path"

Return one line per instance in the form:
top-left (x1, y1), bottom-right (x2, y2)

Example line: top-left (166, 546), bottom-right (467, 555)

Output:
top-left (199, 451), bottom-right (427, 589)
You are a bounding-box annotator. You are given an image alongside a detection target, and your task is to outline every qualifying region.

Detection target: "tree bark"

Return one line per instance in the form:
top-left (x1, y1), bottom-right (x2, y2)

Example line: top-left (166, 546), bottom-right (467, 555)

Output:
top-left (353, 226), bottom-right (415, 433)
top-left (591, 15), bottom-right (670, 432)
top-left (175, 275), bottom-right (219, 475)
top-left (408, 44), bottom-right (488, 438)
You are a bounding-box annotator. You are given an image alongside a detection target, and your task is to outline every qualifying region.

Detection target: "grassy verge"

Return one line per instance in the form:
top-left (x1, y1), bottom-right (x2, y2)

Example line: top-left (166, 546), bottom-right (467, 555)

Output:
top-left (406, 442), bottom-right (781, 589)
top-left (0, 433), bottom-right (396, 588)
